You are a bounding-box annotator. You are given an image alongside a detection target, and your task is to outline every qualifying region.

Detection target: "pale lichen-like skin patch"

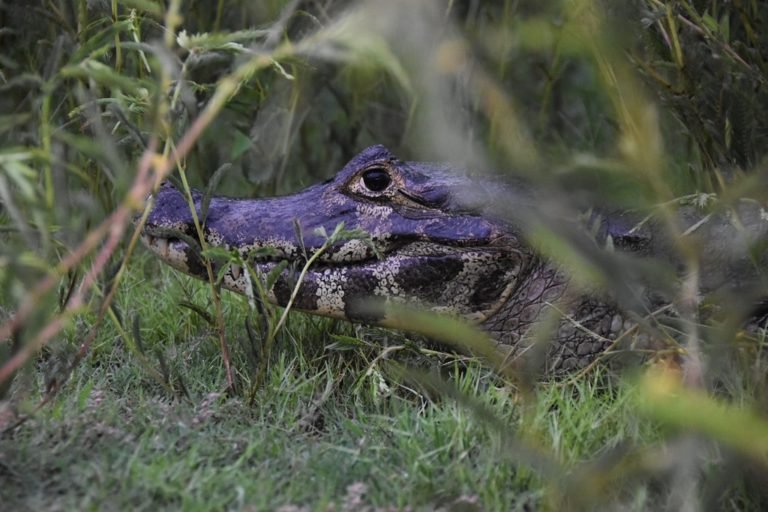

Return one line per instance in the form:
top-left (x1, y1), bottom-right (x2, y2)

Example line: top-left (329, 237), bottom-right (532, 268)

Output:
top-left (314, 268), bottom-right (348, 316)
top-left (327, 239), bottom-right (374, 263)
top-left (371, 257), bottom-right (401, 298)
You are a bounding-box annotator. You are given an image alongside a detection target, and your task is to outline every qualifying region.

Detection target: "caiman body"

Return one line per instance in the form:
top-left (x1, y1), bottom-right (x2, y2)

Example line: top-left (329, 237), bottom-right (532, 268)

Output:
top-left (142, 145), bottom-right (768, 373)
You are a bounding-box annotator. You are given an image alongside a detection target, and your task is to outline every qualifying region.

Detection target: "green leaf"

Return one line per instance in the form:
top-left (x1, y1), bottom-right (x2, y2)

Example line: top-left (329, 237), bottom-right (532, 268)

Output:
top-left (265, 260), bottom-right (289, 290)
top-left (2, 161), bottom-right (38, 200)
top-left (528, 224), bottom-right (606, 291)
top-left (177, 301), bottom-right (214, 325)
top-left (230, 129), bottom-right (253, 160)
top-left (719, 14), bottom-right (730, 42)
top-left (201, 245), bottom-right (234, 263)
top-left (313, 225), bottom-right (328, 239)
top-left (638, 370), bottom-right (768, 465)
top-left (247, 246), bottom-right (279, 260)
top-left (701, 13), bottom-right (718, 34)
top-left (120, 0), bottom-right (164, 17)
top-left (380, 304), bottom-right (507, 369)
top-left (201, 163), bottom-right (232, 226)
top-left (326, 334), bottom-right (368, 351)
top-left (270, 59), bottom-right (295, 81)
top-left (0, 113), bottom-right (32, 135)
top-left (69, 20), bottom-right (134, 63)
top-left (176, 29), bottom-right (269, 52)
top-left (61, 60), bottom-right (148, 94)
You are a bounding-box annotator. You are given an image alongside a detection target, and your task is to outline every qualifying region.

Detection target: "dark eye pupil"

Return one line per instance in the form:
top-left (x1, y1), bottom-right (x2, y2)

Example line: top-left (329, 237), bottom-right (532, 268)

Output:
top-left (362, 169), bottom-right (391, 192)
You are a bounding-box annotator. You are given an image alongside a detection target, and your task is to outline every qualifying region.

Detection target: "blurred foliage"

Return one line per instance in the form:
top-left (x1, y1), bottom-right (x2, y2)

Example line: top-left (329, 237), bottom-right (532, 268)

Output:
top-left (635, 0), bottom-right (768, 177)
top-left (2, 0), bottom-right (768, 509)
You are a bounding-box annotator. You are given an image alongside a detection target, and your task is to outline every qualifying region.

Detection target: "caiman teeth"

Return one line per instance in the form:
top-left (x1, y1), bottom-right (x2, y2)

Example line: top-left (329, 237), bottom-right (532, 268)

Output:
top-left (156, 237), bottom-right (169, 259)
top-left (230, 263), bottom-right (242, 280)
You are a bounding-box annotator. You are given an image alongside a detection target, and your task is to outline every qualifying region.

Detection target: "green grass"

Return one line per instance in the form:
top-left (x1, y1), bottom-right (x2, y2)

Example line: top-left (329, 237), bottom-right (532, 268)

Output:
top-left (2, 256), bottom-right (664, 509)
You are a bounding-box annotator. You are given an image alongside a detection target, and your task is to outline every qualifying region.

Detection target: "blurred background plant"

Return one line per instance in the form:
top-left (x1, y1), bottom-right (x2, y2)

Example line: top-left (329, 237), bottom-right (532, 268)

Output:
top-left (1, 0), bottom-right (768, 509)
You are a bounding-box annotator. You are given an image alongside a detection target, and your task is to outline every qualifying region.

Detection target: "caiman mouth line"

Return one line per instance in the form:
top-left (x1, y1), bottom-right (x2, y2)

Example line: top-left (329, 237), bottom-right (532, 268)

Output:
top-left (141, 231), bottom-right (504, 273)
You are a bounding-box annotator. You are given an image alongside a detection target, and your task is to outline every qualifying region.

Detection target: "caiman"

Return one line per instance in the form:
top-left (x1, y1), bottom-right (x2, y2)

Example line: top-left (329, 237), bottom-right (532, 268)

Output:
top-left (140, 145), bottom-right (768, 374)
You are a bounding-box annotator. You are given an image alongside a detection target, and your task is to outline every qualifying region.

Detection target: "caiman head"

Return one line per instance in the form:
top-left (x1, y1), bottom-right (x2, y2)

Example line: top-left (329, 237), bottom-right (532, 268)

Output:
top-left (141, 145), bottom-right (530, 326)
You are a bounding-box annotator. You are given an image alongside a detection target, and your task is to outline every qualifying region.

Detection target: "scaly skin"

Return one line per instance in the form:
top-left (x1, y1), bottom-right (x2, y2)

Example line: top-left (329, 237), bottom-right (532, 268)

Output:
top-left (141, 145), bottom-right (768, 374)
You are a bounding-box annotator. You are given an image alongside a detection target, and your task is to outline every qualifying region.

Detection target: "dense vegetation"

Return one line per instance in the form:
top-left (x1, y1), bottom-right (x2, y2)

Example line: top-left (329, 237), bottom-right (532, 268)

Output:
top-left (2, 0), bottom-right (768, 509)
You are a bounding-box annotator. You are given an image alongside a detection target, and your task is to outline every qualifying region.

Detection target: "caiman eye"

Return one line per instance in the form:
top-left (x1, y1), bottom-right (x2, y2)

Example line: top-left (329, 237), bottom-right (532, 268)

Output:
top-left (361, 168), bottom-right (391, 192)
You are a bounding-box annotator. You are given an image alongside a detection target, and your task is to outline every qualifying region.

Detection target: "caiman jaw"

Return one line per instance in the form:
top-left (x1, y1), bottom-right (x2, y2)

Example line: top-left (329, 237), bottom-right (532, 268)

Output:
top-left (141, 145), bottom-right (527, 326)
top-left (140, 233), bottom-right (186, 271)
top-left (142, 228), bottom-right (522, 326)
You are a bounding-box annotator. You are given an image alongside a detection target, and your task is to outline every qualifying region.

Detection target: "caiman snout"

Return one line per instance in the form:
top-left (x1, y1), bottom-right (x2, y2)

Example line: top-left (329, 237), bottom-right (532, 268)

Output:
top-left (140, 181), bottom-right (206, 275)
